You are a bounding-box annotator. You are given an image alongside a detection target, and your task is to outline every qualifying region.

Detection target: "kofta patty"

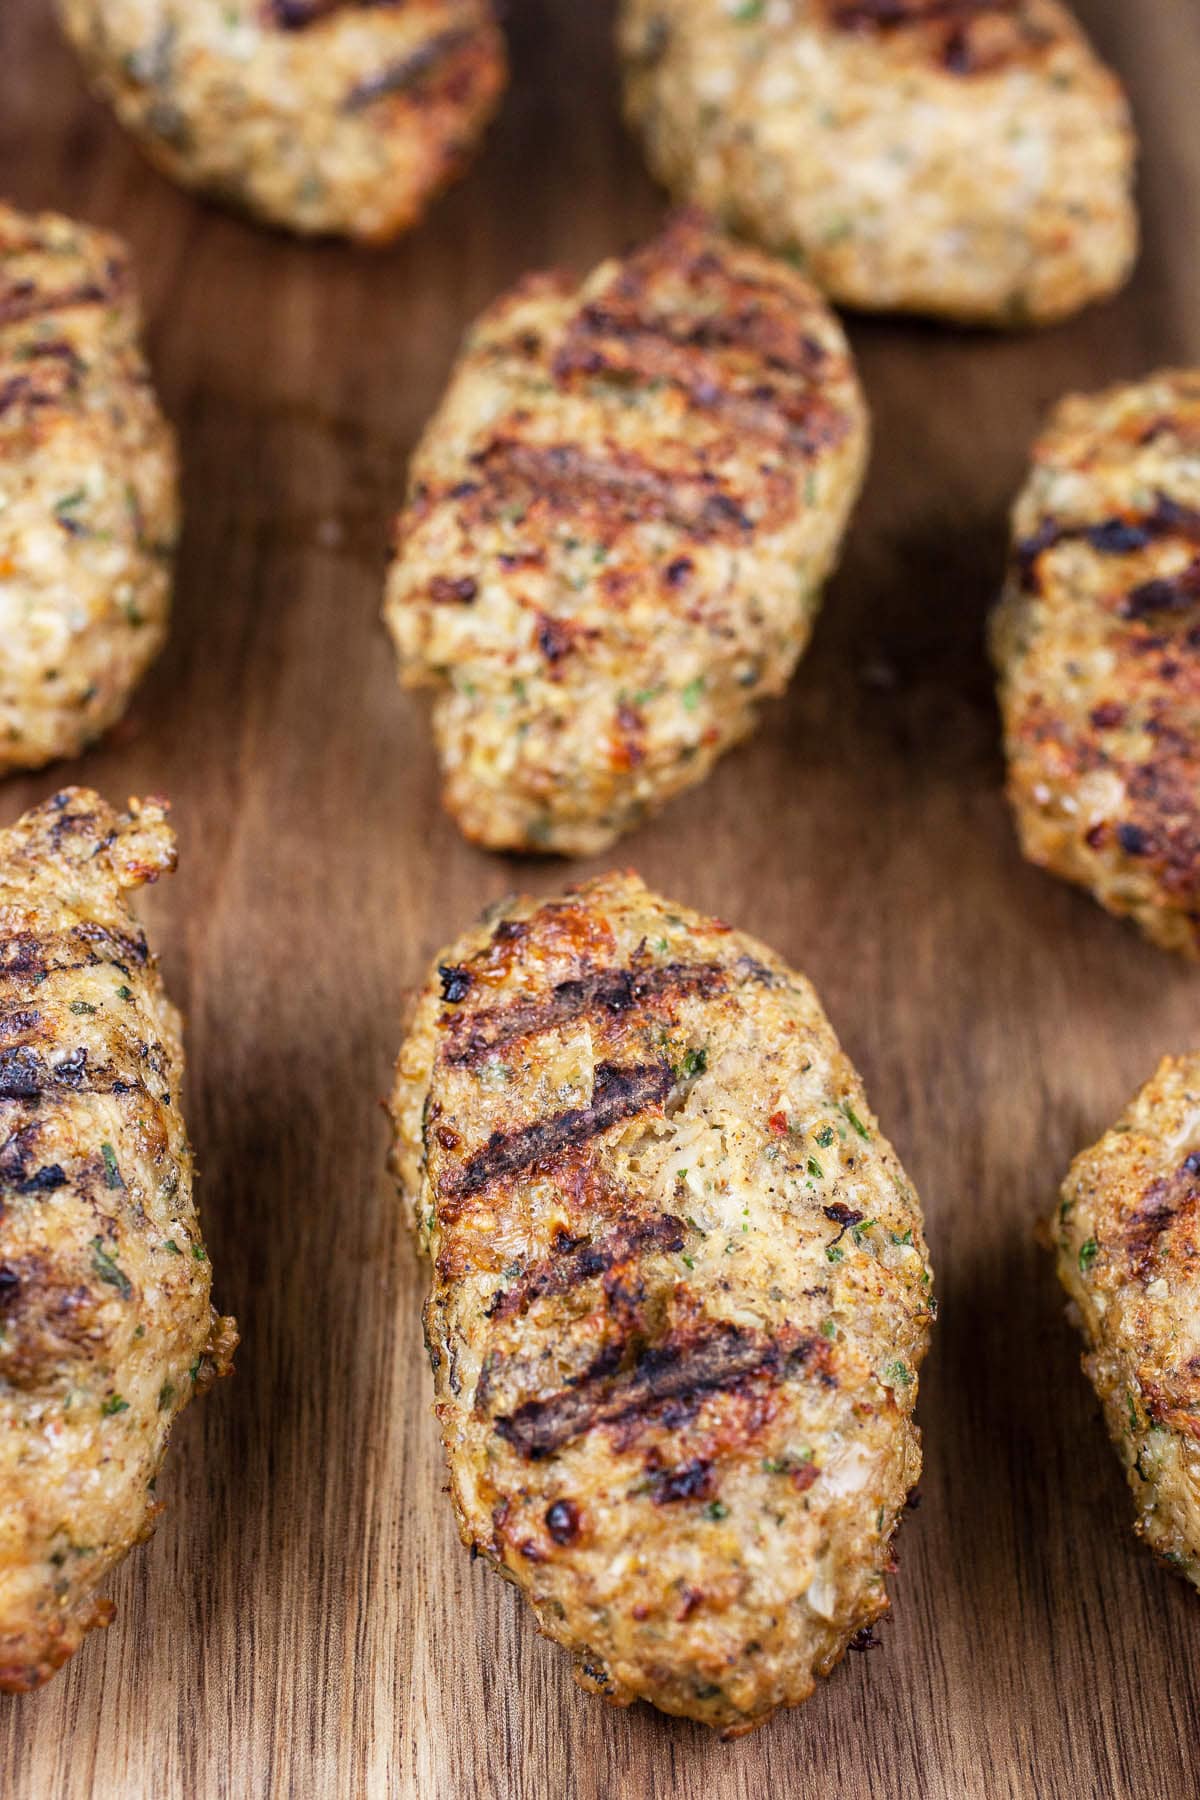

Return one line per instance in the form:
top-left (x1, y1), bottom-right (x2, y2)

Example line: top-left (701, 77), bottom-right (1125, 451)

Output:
top-left (58, 0), bottom-right (506, 242)
top-left (390, 872), bottom-right (933, 1734)
top-left (0, 789), bottom-right (236, 1690)
top-left (0, 202), bottom-right (176, 776)
top-left (619, 0), bottom-right (1137, 326)
top-left (1053, 1055), bottom-right (1200, 1590)
top-left (992, 370), bottom-right (1200, 957)
top-left (383, 211), bottom-right (869, 855)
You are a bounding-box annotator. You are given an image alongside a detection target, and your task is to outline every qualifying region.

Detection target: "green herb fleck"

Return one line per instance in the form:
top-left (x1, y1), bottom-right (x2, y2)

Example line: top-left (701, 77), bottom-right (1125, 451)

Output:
top-left (840, 1103), bottom-right (871, 1141)
top-left (192, 1243), bottom-right (207, 1262)
top-left (807, 1156), bottom-right (824, 1179)
top-left (158, 1383), bottom-right (175, 1411)
top-left (70, 1000), bottom-right (97, 1016)
top-left (101, 1395), bottom-right (129, 1416)
top-left (163, 1238), bottom-right (183, 1256)
top-left (116, 984), bottom-right (133, 1001)
top-left (91, 1237), bottom-right (131, 1299)
top-left (705, 1500), bottom-right (729, 1521)
top-left (1079, 1237), bottom-right (1099, 1273)
top-left (816, 1125), bottom-right (835, 1148)
top-left (884, 1360), bottom-right (912, 1387)
top-left (826, 1244), bottom-right (844, 1263)
top-left (680, 1047), bottom-right (708, 1080)
top-left (100, 1142), bottom-right (124, 1189)
top-left (681, 676), bottom-right (705, 711)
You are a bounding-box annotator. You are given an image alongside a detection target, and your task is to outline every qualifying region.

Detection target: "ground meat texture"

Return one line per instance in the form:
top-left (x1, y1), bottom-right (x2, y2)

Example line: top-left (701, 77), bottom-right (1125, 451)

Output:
top-left (0, 203), bottom-right (177, 776)
top-left (389, 872), bottom-right (933, 1735)
top-left (619, 0), bottom-right (1136, 327)
top-left (1053, 1055), bottom-right (1200, 1590)
top-left (0, 789), bottom-right (236, 1691)
top-left (991, 370), bottom-right (1200, 958)
top-left (382, 211), bottom-right (869, 856)
top-left (57, 0), bottom-right (506, 243)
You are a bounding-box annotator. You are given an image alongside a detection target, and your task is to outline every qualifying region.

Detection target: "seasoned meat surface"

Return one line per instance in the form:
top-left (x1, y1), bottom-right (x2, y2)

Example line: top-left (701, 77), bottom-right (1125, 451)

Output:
top-left (57, 0), bottom-right (506, 242)
top-left (1053, 1056), bottom-right (1200, 1589)
top-left (383, 211), bottom-right (869, 855)
top-left (0, 789), bottom-right (236, 1691)
top-left (619, 0), bottom-right (1136, 325)
top-left (992, 370), bottom-right (1200, 957)
top-left (0, 203), bottom-right (176, 776)
top-left (390, 873), bottom-right (933, 1734)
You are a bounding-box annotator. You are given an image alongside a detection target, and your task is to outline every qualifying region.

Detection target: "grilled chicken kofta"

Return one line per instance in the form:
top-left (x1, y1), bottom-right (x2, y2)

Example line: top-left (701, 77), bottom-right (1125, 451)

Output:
top-left (0, 789), bottom-right (236, 1691)
top-left (57, 0), bottom-right (506, 242)
top-left (390, 873), bottom-right (934, 1734)
top-left (1053, 1056), bottom-right (1200, 1589)
top-left (992, 370), bottom-right (1200, 957)
top-left (0, 203), bottom-right (177, 778)
top-left (619, 0), bottom-right (1137, 327)
top-left (384, 211), bottom-right (869, 855)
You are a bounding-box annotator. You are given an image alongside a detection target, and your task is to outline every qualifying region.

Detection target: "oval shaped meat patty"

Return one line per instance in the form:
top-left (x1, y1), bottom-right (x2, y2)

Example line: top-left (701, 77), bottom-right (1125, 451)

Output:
top-left (1053, 1055), bottom-right (1200, 1588)
top-left (390, 872), bottom-right (933, 1734)
top-left (383, 211), bottom-right (869, 855)
top-left (619, 0), bottom-right (1137, 326)
top-left (0, 789), bottom-right (236, 1691)
top-left (992, 370), bottom-right (1200, 958)
top-left (0, 202), bottom-right (177, 777)
top-left (57, 0), bottom-right (506, 242)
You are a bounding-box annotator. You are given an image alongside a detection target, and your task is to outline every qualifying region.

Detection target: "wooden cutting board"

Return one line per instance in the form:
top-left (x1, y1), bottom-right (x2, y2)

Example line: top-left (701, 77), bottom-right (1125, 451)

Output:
top-left (2, 3), bottom-right (1199, 1795)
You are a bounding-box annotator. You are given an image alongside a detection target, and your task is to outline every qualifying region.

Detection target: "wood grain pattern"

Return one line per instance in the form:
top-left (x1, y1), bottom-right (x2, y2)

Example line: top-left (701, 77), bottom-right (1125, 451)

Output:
top-left (1, 2), bottom-right (1199, 1794)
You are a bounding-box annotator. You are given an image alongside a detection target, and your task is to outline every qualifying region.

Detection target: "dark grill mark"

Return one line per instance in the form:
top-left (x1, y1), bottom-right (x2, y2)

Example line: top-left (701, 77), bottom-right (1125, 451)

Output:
top-left (485, 1213), bottom-right (687, 1320)
top-left (443, 1061), bottom-right (673, 1204)
top-left (1123, 1160), bottom-right (1200, 1276)
top-left (1122, 558), bottom-right (1200, 621)
top-left (429, 575), bottom-right (478, 605)
top-left (270, 0), bottom-right (394, 25)
top-left (0, 276), bottom-right (122, 329)
top-left (466, 437), bottom-right (756, 540)
top-left (0, 1047), bottom-right (43, 1100)
top-left (494, 1323), bottom-right (825, 1460)
top-left (343, 29), bottom-right (474, 110)
top-left (1017, 494), bottom-right (1200, 594)
top-left (15, 1164), bottom-right (67, 1195)
top-left (442, 960), bottom-right (725, 1066)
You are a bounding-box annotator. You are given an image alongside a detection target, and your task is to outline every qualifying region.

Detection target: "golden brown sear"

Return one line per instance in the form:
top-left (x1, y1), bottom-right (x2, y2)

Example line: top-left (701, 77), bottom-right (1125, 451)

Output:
top-left (0, 789), bottom-right (235, 1691)
top-left (383, 211), bottom-right (869, 855)
top-left (57, 0), bottom-right (506, 242)
top-left (0, 202), bottom-right (177, 776)
top-left (992, 370), bottom-right (1200, 957)
top-left (1053, 1055), bottom-right (1200, 1588)
top-left (619, 0), bottom-right (1137, 325)
top-left (390, 873), bottom-right (933, 1734)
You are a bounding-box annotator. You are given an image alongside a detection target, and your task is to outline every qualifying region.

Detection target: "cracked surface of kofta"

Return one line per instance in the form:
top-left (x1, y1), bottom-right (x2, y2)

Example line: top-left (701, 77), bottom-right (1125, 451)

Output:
top-left (390, 872), bottom-right (933, 1734)
top-left (992, 370), bottom-right (1200, 957)
top-left (1053, 1055), bottom-right (1200, 1590)
top-left (57, 0), bottom-right (506, 242)
top-left (0, 202), bottom-right (176, 777)
top-left (619, 0), bottom-right (1137, 326)
top-left (0, 789), bottom-right (236, 1692)
top-left (383, 211), bottom-right (869, 855)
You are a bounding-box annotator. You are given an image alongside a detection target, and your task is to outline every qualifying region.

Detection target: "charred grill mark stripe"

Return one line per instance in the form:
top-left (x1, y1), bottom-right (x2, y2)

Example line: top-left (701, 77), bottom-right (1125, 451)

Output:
top-left (1017, 495), bottom-right (1200, 593)
top-left (343, 29), bottom-right (476, 111)
top-left (1123, 1158), bottom-right (1200, 1274)
top-left (494, 1324), bottom-right (826, 1461)
top-left (443, 1061), bottom-right (673, 1203)
top-left (442, 961), bottom-right (726, 1066)
top-left (1123, 557), bottom-right (1200, 621)
top-left (0, 277), bottom-right (124, 329)
top-left (485, 1214), bottom-right (687, 1320)
top-left (463, 438), bottom-right (755, 538)
top-left (270, 0), bottom-right (396, 26)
